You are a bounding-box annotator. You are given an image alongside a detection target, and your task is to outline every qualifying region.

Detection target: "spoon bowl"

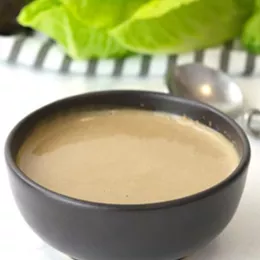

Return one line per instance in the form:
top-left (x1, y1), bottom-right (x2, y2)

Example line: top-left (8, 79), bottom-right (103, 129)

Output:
top-left (167, 63), bottom-right (244, 119)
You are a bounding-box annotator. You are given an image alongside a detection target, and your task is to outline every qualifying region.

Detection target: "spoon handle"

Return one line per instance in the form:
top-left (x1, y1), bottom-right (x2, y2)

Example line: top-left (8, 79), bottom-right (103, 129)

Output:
top-left (244, 109), bottom-right (260, 138)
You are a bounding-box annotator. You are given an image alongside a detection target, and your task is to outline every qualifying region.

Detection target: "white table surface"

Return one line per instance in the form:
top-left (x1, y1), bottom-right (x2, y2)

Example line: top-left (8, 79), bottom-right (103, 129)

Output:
top-left (0, 63), bottom-right (260, 260)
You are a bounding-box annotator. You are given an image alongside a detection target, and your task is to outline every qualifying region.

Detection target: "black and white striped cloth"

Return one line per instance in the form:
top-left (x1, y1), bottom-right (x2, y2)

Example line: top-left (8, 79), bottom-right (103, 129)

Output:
top-left (0, 33), bottom-right (259, 77)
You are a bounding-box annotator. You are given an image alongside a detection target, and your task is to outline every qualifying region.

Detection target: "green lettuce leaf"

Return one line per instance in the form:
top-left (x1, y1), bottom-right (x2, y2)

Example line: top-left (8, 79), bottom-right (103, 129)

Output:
top-left (18, 0), bottom-right (254, 59)
top-left (242, 12), bottom-right (260, 53)
top-left (18, 0), bottom-right (129, 59)
top-left (110, 0), bottom-right (254, 54)
top-left (241, 0), bottom-right (260, 54)
top-left (61, 0), bottom-right (149, 29)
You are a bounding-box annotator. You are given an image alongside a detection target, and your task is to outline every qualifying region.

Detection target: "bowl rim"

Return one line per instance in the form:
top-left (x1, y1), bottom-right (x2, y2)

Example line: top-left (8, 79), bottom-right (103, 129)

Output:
top-left (5, 90), bottom-right (251, 211)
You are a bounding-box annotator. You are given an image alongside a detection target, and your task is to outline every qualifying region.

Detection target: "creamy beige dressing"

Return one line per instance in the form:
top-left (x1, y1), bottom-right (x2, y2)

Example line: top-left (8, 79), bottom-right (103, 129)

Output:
top-left (17, 109), bottom-right (239, 204)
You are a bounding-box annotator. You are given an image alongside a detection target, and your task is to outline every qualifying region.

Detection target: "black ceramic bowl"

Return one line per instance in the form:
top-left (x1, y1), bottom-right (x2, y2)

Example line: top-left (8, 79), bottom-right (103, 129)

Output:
top-left (5, 91), bottom-right (250, 260)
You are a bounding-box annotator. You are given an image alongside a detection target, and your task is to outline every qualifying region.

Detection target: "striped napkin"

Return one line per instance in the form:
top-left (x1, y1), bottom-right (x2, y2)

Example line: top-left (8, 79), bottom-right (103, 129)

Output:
top-left (0, 33), bottom-right (259, 78)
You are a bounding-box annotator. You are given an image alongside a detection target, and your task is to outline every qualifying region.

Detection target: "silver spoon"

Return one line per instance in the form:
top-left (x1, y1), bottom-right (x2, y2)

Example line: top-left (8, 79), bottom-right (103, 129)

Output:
top-left (166, 63), bottom-right (244, 119)
top-left (243, 109), bottom-right (260, 138)
top-left (166, 62), bottom-right (260, 137)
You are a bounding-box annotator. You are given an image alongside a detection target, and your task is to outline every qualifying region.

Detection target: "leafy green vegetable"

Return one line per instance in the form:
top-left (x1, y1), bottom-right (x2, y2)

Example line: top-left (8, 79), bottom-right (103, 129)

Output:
top-left (61, 0), bottom-right (149, 29)
top-left (18, 0), bottom-right (254, 59)
top-left (242, 0), bottom-right (260, 54)
top-left (111, 0), bottom-right (254, 54)
top-left (242, 12), bottom-right (260, 53)
top-left (18, 0), bottom-right (129, 59)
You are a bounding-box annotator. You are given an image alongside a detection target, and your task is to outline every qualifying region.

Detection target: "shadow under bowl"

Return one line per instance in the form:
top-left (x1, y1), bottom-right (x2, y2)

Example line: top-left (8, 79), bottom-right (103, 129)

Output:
top-left (5, 91), bottom-right (251, 260)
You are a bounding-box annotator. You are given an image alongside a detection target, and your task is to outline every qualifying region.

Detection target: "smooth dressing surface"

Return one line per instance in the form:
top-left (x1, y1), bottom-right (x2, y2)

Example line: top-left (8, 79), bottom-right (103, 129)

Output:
top-left (17, 109), bottom-right (239, 204)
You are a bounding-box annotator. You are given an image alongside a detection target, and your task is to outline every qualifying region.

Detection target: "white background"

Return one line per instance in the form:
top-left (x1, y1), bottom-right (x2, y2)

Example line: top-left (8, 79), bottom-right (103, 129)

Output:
top-left (0, 63), bottom-right (260, 259)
